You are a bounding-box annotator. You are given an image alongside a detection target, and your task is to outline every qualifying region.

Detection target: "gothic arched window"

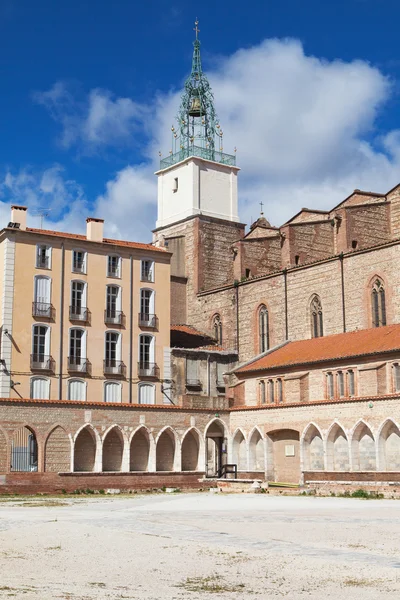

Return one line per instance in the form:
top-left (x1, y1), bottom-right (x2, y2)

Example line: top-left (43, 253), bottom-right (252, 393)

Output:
top-left (258, 305), bottom-right (269, 353)
top-left (310, 295), bottom-right (323, 338)
top-left (212, 314), bottom-right (223, 345)
top-left (372, 279), bottom-right (386, 327)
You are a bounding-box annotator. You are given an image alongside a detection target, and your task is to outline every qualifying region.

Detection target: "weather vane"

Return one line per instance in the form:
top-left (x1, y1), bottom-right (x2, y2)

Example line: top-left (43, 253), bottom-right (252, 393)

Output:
top-left (194, 18), bottom-right (200, 40)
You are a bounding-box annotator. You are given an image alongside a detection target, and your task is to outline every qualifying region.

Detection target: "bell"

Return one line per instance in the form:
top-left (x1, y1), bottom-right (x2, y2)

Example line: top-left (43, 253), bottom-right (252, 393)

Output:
top-left (188, 96), bottom-right (202, 117)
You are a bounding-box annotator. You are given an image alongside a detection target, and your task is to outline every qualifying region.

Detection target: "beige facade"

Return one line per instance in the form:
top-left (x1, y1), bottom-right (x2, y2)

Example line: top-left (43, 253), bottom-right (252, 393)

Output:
top-left (0, 206), bottom-right (171, 405)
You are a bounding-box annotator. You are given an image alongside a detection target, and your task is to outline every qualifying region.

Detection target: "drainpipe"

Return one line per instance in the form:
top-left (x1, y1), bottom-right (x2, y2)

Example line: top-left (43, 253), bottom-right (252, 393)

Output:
top-left (58, 243), bottom-right (65, 400)
top-left (283, 269), bottom-right (288, 340)
top-left (129, 255), bottom-right (133, 403)
top-left (207, 353), bottom-right (211, 397)
top-left (235, 283), bottom-right (240, 355)
top-left (340, 253), bottom-right (346, 333)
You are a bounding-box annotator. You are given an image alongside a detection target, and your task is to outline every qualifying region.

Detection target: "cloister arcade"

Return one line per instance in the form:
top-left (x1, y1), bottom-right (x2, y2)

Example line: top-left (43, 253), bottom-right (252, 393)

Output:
top-left (2, 418), bottom-right (400, 480)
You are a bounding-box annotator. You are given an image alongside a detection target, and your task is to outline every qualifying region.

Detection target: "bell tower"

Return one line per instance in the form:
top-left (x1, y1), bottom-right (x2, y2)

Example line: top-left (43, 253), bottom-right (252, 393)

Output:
top-left (155, 21), bottom-right (240, 229)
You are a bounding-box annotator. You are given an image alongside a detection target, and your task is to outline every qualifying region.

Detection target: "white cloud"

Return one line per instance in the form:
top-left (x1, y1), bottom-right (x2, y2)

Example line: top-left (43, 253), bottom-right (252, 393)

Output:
top-left (34, 82), bottom-right (148, 153)
top-left (18, 37), bottom-right (400, 238)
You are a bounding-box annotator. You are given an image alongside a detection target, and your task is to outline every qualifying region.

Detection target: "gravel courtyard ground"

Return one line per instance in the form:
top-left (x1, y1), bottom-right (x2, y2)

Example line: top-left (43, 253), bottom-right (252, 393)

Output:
top-left (0, 492), bottom-right (399, 599)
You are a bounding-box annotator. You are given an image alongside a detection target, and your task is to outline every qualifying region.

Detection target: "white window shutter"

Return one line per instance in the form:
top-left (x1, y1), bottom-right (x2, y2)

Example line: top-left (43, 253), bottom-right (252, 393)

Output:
top-left (104, 382), bottom-right (121, 403)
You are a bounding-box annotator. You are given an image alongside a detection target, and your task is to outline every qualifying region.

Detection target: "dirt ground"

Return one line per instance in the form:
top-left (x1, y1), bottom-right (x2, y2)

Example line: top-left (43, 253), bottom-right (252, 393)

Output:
top-left (0, 492), bottom-right (399, 599)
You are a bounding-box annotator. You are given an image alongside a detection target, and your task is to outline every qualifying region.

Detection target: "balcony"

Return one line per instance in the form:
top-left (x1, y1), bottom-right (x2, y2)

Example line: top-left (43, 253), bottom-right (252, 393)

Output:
top-left (36, 255), bottom-right (49, 269)
top-left (32, 302), bottom-right (55, 320)
top-left (67, 356), bottom-right (91, 374)
top-left (138, 313), bottom-right (158, 328)
top-left (159, 145), bottom-right (236, 170)
top-left (104, 309), bottom-right (125, 326)
top-left (103, 359), bottom-right (126, 377)
top-left (69, 305), bottom-right (90, 323)
top-left (30, 354), bottom-right (55, 371)
top-left (138, 362), bottom-right (160, 378)
top-left (186, 378), bottom-right (202, 390)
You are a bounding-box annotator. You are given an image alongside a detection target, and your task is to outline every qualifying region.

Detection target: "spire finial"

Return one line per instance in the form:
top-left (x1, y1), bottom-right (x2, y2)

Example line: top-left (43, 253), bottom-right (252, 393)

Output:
top-left (194, 18), bottom-right (200, 40)
top-left (260, 201), bottom-right (264, 216)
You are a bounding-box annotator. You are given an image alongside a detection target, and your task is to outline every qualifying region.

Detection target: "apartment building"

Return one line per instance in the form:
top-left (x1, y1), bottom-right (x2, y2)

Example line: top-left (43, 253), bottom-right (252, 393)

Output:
top-left (0, 205), bottom-right (171, 405)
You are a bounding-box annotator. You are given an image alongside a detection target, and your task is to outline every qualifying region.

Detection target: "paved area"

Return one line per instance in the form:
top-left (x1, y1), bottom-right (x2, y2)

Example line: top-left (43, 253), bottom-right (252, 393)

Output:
top-left (0, 493), bottom-right (399, 599)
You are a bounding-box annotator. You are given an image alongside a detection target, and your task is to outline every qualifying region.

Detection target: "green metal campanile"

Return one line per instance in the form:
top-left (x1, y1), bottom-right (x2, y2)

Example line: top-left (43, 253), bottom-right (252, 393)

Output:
top-left (160, 20), bottom-right (236, 170)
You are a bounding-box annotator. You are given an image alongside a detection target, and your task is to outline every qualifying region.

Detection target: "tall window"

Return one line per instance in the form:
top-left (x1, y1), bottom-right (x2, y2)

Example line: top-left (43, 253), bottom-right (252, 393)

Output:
top-left (104, 381), bottom-right (122, 403)
top-left (337, 371), bottom-right (345, 398)
top-left (213, 314), bottom-right (223, 345)
top-left (33, 275), bottom-right (52, 317)
top-left (140, 289), bottom-right (155, 326)
top-left (105, 331), bottom-right (120, 366)
top-left (138, 383), bottom-right (155, 404)
top-left (347, 370), bottom-right (355, 396)
top-left (72, 250), bottom-right (86, 274)
top-left (372, 279), bottom-right (386, 327)
top-left (30, 377), bottom-right (50, 400)
top-left (310, 295), bottom-right (323, 338)
top-left (139, 335), bottom-right (153, 367)
top-left (32, 325), bottom-right (49, 361)
top-left (327, 372), bottom-right (334, 399)
top-left (36, 244), bottom-right (51, 269)
top-left (68, 379), bottom-right (86, 401)
top-left (393, 364), bottom-right (400, 393)
top-left (216, 363), bottom-right (225, 389)
top-left (260, 380), bottom-right (266, 404)
top-left (259, 305), bottom-right (269, 353)
top-left (107, 255), bottom-right (121, 278)
top-left (268, 379), bottom-right (275, 404)
top-left (69, 329), bottom-right (85, 367)
top-left (106, 285), bottom-right (120, 319)
top-left (186, 357), bottom-right (200, 386)
top-left (141, 260), bottom-right (154, 282)
top-left (277, 378), bottom-right (283, 404)
top-left (70, 281), bottom-right (87, 319)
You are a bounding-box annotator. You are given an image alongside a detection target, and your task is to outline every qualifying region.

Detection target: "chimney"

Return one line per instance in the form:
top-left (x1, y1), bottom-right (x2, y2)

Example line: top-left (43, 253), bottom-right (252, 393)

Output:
top-left (86, 217), bottom-right (104, 242)
top-left (10, 205), bottom-right (27, 230)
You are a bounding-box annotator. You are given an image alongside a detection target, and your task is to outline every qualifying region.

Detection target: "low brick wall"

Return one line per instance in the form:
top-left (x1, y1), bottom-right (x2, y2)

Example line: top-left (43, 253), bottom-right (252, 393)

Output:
top-left (304, 471), bottom-right (400, 483)
top-left (0, 471), bottom-right (210, 494)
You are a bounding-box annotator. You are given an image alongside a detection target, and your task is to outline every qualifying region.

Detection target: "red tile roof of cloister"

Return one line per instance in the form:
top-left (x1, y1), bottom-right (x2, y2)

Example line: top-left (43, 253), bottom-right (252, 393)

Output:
top-left (235, 324), bottom-right (400, 374)
top-left (21, 227), bottom-right (168, 253)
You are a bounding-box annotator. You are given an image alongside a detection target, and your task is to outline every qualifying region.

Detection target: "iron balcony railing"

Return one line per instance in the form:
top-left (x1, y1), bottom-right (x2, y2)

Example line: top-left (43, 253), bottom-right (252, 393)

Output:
top-left (36, 255), bottom-right (49, 269)
top-left (138, 362), bottom-right (160, 378)
top-left (69, 305), bottom-right (89, 322)
top-left (160, 145), bottom-right (236, 170)
top-left (32, 302), bottom-right (55, 319)
top-left (72, 261), bottom-right (85, 274)
top-left (103, 359), bottom-right (126, 376)
top-left (30, 354), bottom-right (55, 371)
top-left (67, 357), bottom-right (91, 374)
top-left (104, 309), bottom-right (125, 326)
top-left (138, 313), bottom-right (158, 328)
top-left (107, 265), bottom-right (120, 278)
top-left (141, 270), bottom-right (154, 282)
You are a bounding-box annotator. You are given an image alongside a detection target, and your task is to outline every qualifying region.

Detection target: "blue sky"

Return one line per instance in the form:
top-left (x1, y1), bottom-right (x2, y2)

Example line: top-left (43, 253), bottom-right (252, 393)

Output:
top-left (1, 0), bottom-right (400, 240)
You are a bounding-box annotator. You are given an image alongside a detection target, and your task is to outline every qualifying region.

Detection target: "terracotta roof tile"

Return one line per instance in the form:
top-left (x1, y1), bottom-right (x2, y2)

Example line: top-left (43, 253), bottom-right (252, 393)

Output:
top-left (23, 227), bottom-right (167, 253)
top-left (235, 324), bottom-right (400, 374)
top-left (171, 324), bottom-right (211, 337)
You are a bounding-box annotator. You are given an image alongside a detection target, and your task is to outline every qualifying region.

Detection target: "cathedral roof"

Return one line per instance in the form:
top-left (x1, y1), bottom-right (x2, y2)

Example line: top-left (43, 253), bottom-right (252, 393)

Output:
top-left (235, 323), bottom-right (400, 374)
top-left (250, 216), bottom-right (272, 229)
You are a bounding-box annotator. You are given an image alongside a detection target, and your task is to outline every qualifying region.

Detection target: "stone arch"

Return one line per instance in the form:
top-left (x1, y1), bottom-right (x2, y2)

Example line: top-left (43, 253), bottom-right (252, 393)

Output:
top-left (0, 425), bottom-right (8, 473)
top-left (44, 425), bottom-right (70, 472)
top-left (302, 423), bottom-right (324, 471)
top-left (232, 428), bottom-right (247, 471)
top-left (181, 428), bottom-right (202, 471)
top-left (378, 419), bottom-right (400, 471)
top-left (130, 425), bottom-right (151, 471)
top-left (326, 422), bottom-right (349, 471)
top-left (204, 418), bottom-right (228, 477)
top-left (102, 425), bottom-right (125, 472)
top-left (73, 425), bottom-right (98, 472)
top-left (249, 427), bottom-right (264, 472)
top-left (350, 420), bottom-right (376, 472)
top-left (266, 428), bottom-right (300, 483)
top-left (156, 427), bottom-right (177, 472)
top-left (10, 425), bottom-right (38, 472)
